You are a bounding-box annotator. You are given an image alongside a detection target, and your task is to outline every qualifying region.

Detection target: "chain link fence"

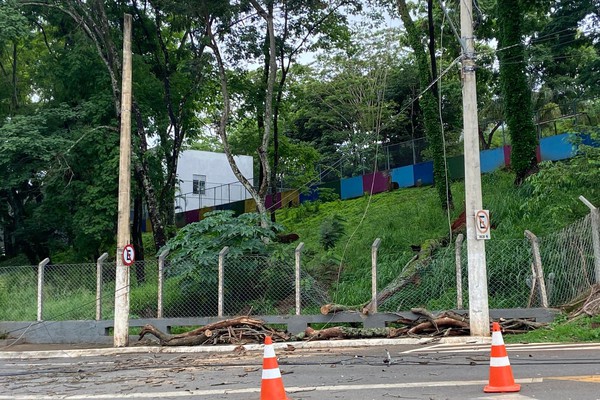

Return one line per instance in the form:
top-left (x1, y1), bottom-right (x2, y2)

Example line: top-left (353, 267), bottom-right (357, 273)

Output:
top-left (0, 212), bottom-right (597, 322)
top-left (377, 213), bottom-right (598, 312)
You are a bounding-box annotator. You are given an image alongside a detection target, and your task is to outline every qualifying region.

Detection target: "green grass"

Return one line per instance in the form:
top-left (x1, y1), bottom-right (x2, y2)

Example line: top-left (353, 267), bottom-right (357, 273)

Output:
top-left (277, 169), bottom-right (596, 309)
top-left (504, 314), bottom-right (600, 343)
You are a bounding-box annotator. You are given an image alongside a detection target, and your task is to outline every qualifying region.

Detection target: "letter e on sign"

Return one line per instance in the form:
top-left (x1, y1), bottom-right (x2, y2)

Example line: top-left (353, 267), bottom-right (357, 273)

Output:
top-left (122, 244), bottom-right (135, 266)
top-left (475, 210), bottom-right (491, 240)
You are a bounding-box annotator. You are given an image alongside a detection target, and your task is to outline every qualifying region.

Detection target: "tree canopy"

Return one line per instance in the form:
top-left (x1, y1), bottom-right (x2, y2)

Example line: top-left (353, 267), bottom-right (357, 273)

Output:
top-left (1, 0), bottom-right (598, 263)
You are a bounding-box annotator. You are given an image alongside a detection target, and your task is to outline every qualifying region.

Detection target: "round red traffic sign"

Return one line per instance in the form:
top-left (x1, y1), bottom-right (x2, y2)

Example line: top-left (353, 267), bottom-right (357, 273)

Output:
top-left (475, 210), bottom-right (490, 234)
top-left (122, 244), bottom-right (135, 266)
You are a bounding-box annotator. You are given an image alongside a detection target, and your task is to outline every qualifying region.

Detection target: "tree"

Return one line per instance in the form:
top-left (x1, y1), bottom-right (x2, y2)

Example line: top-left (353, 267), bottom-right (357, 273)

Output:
top-left (497, 0), bottom-right (539, 184)
top-left (286, 29), bottom-right (405, 179)
top-left (15, 0), bottom-right (227, 255)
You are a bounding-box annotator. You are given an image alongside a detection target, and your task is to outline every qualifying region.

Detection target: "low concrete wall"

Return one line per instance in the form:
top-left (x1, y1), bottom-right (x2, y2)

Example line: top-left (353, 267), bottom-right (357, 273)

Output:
top-left (0, 308), bottom-right (559, 345)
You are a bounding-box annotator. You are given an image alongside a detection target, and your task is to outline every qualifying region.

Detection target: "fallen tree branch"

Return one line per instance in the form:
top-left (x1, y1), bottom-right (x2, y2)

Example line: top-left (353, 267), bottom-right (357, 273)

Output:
top-left (138, 316), bottom-right (288, 346)
top-left (407, 317), bottom-right (469, 335)
top-left (362, 239), bottom-right (440, 314)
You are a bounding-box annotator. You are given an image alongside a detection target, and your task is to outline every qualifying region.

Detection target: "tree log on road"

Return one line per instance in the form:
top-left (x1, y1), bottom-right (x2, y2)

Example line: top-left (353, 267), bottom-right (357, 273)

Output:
top-left (305, 326), bottom-right (407, 340)
top-left (139, 316), bottom-right (288, 346)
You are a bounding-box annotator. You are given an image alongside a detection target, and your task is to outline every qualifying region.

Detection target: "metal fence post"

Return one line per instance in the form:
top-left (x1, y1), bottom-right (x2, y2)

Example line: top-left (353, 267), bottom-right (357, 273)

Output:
top-left (371, 238), bottom-right (381, 314)
top-left (455, 234), bottom-right (464, 309)
top-left (525, 230), bottom-right (549, 307)
top-left (295, 242), bottom-right (304, 315)
top-left (218, 247), bottom-right (229, 317)
top-left (157, 249), bottom-right (169, 319)
top-left (37, 258), bottom-right (50, 322)
top-left (579, 196), bottom-right (600, 284)
top-left (96, 253), bottom-right (108, 321)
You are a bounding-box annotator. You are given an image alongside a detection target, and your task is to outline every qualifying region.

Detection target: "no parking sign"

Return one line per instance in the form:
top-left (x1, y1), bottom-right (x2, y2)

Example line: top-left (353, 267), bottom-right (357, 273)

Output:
top-left (122, 244), bottom-right (135, 266)
top-left (475, 210), bottom-right (491, 240)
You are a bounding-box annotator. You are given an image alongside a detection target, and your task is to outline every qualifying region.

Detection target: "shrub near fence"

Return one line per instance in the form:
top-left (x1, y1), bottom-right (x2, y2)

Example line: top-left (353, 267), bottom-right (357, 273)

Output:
top-left (0, 210), bottom-right (597, 323)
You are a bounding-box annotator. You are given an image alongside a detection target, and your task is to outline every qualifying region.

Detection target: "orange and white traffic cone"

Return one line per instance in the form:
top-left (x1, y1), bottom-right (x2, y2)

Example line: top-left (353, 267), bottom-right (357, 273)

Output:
top-left (261, 336), bottom-right (290, 400)
top-left (484, 321), bottom-right (521, 393)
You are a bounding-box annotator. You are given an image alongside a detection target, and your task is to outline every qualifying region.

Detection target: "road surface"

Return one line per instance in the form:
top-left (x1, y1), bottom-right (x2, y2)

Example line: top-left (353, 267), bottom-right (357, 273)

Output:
top-left (1, 340), bottom-right (599, 399)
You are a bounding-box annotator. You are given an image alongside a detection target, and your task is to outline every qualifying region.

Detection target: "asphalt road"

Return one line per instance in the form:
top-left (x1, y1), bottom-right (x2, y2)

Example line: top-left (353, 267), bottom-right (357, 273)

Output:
top-left (1, 340), bottom-right (599, 399)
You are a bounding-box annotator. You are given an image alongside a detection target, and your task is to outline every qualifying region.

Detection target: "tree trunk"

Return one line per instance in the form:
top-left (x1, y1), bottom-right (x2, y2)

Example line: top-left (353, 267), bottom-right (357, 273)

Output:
top-left (362, 239), bottom-right (440, 314)
top-left (132, 189), bottom-right (145, 284)
top-left (497, 0), bottom-right (538, 184)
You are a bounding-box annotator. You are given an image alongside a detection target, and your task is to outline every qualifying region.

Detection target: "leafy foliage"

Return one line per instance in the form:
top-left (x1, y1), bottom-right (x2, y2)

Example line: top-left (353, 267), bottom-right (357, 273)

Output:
top-left (319, 214), bottom-right (346, 250)
top-left (521, 130), bottom-right (600, 224)
top-left (497, 0), bottom-right (538, 184)
top-left (159, 210), bottom-right (287, 316)
top-left (162, 210), bottom-right (283, 265)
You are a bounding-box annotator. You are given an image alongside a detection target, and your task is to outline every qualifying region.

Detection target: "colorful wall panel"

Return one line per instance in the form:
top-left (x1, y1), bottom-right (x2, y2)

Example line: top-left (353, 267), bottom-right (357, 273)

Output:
top-left (413, 161), bottom-right (434, 185)
top-left (318, 180), bottom-right (341, 199)
top-left (199, 206), bottom-right (214, 220)
top-left (503, 145), bottom-right (511, 166)
top-left (580, 133), bottom-right (598, 147)
top-left (363, 172), bottom-right (389, 195)
top-left (447, 155), bottom-right (465, 180)
top-left (391, 165), bottom-right (414, 188)
top-left (299, 186), bottom-right (319, 203)
top-left (280, 190), bottom-right (300, 208)
top-left (341, 176), bottom-right (364, 199)
top-left (265, 193), bottom-right (274, 210)
top-left (244, 198), bottom-right (257, 213)
top-left (185, 209), bottom-right (200, 224)
top-left (480, 148), bottom-right (505, 173)
top-left (222, 200), bottom-right (245, 216)
top-left (175, 212), bottom-right (186, 228)
top-left (540, 133), bottom-right (576, 161)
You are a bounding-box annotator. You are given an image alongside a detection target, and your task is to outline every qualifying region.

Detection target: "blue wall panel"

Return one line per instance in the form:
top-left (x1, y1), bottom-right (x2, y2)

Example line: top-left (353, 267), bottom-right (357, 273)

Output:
top-left (540, 133), bottom-right (576, 161)
top-left (341, 176), bottom-right (364, 199)
top-left (391, 165), bottom-right (414, 188)
top-left (413, 161), bottom-right (434, 185)
top-left (480, 148), bottom-right (505, 173)
top-left (299, 186), bottom-right (319, 203)
top-left (580, 133), bottom-right (598, 147)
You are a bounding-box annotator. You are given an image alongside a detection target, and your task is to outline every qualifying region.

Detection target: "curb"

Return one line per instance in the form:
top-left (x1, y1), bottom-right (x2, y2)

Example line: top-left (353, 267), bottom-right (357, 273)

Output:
top-left (0, 336), bottom-right (491, 360)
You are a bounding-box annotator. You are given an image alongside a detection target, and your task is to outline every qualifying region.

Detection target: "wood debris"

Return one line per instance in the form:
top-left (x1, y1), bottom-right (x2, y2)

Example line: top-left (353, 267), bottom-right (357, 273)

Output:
top-left (138, 308), bottom-right (548, 346)
top-left (138, 316), bottom-right (289, 346)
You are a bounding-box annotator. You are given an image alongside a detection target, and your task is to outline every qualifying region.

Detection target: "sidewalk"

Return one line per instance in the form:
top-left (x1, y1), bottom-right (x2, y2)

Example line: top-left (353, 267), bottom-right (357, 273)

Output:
top-left (0, 336), bottom-right (491, 359)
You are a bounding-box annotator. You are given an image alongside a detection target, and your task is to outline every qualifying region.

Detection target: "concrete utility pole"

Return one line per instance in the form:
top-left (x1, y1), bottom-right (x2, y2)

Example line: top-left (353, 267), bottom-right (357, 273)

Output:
top-left (460, 0), bottom-right (490, 336)
top-left (114, 13), bottom-right (133, 347)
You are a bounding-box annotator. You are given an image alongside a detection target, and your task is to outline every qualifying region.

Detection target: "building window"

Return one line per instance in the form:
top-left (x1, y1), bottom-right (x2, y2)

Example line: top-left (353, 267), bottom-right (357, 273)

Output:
top-left (192, 174), bottom-right (206, 195)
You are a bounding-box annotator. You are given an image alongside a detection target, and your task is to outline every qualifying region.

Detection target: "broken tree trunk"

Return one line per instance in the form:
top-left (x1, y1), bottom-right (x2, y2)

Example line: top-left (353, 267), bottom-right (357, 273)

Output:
top-left (138, 316), bottom-right (284, 346)
top-left (362, 239), bottom-right (440, 314)
top-left (305, 326), bottom-right (407, 340)
top-left (320, 303), bottom-right (357, 315)
top-left (407, 317), bottom-right (469, 335)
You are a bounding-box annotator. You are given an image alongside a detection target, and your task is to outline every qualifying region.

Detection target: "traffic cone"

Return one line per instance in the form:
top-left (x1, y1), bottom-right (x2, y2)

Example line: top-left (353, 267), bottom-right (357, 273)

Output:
top-left (484, 322), bottom-right (521, 393)
top-left (261, 336), bottom-right (290, 400)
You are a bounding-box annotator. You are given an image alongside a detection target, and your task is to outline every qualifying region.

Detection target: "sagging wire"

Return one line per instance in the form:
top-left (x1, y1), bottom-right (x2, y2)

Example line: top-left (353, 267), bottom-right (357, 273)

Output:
top-left (438, 3), bottom-right (454, 243)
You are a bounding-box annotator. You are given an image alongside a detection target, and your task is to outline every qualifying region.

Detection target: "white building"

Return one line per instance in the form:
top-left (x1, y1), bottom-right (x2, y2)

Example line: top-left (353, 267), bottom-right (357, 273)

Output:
top-left (175, 150), bottom-right (254, 212)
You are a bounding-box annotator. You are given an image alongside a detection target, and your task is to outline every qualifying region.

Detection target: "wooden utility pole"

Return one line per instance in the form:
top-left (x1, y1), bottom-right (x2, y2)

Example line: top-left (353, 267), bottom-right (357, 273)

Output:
top-left (460, 0), bottom-right (490, 336)
top-left (114, 13), bottom-right (133, 347)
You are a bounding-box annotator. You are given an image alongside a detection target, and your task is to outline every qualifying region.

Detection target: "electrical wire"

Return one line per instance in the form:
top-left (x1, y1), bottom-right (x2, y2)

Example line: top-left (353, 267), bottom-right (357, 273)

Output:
top-left (438, 7), bottom-right (454, 244)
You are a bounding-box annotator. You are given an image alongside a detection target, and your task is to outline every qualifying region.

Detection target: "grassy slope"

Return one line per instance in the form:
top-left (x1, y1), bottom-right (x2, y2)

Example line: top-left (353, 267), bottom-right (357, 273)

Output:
top-left (277, 169), bottom-right (600, 341)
